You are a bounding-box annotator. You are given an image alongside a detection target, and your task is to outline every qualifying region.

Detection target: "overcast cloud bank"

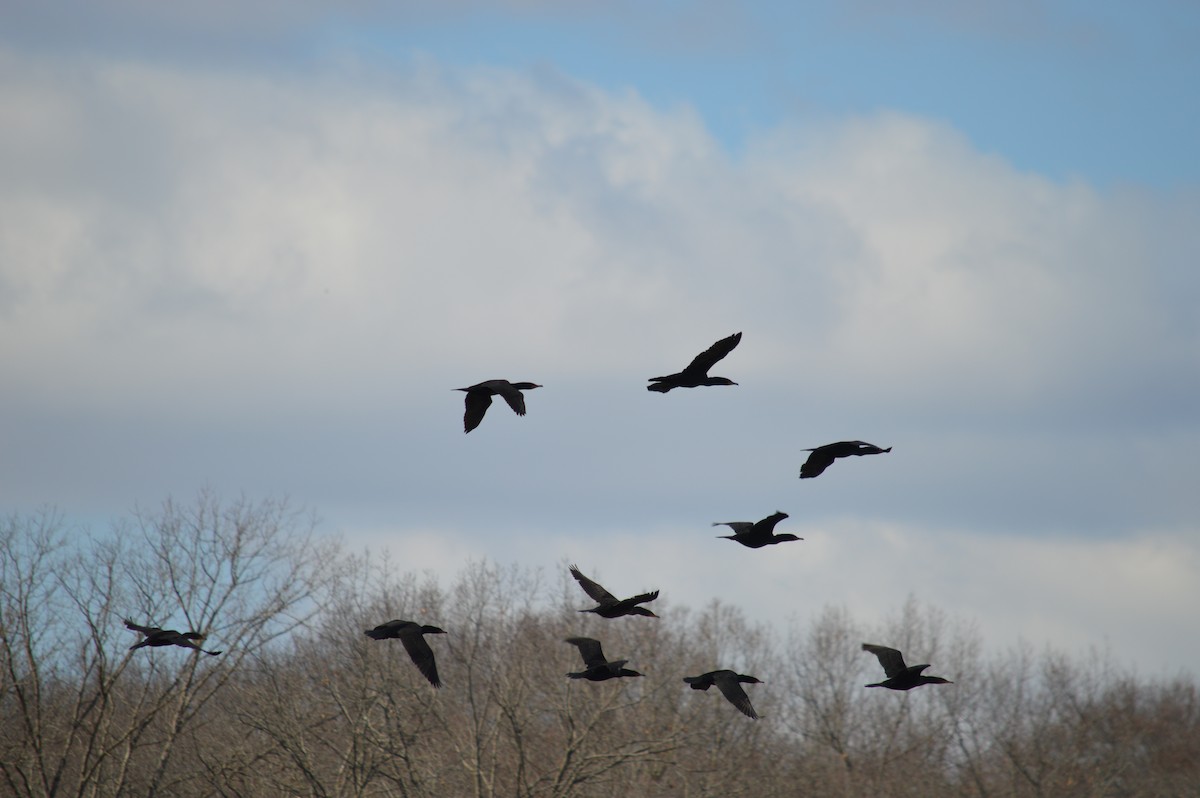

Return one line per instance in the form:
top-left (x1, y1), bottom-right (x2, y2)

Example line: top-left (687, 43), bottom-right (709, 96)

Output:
top-left (1, 47), bottom-right (1197, 673)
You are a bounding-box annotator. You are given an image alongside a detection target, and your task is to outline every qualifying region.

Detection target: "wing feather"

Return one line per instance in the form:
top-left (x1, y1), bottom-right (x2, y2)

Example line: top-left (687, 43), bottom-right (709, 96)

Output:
top-left (682, 332), bottom-right (742, 376)
top-left (399, 629), bottom-right (442, 688)
top-left (495, 384), bottom-right (528, 416)
top-left (463, 391), bottom-right (493, 433)
top-left (569, 566), bottom-right (618, 605)
top-left (565, 637), bottom-right (608, 668)
top-left (626, 590), bottom-right (659, 606)
top-left (713, 671), bottom-right (759, 719)
top-left (863, 643), bottom-right (908, 678)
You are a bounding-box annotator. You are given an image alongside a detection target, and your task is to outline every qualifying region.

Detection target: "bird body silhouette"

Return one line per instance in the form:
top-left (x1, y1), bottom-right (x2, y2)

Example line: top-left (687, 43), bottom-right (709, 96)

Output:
top-left (366, 620), bottom-right (448, 688)
top-left (862, 643), bottom-right (952, 690)
top-left (569, 565), bottom-right (659, 618)
top-left (565, 637), bottom-right (642, 681)
top-left (799, 441), bottom-right (892, 478)
top-left (455, 379), bottom-right (542, 433)
top-left (124, 618), bottom-right (222, 656)
top-left (713, 511), bottom-right (802, 548)
top-left (647, 332), bottom-right (742, 392)
top-left (684, 669), bottom-right (762, 718)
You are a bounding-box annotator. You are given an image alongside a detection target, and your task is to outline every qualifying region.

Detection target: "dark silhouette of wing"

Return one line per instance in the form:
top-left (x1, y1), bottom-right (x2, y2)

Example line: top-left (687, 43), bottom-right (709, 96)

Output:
top-left (800, 448), bottom-right (837, 478)
top-left (399, 628), bottom-right (442, 688)
top-left (124, 619), bottom-right (163, 635)
top-left (801, 441), bottom-right (891, 477)
top-left (566, 637), bottom-right (608, 669)
top-left (863, 643), bottom-right (908, 678)
top-left (569, 566), bottom-right (618, 605)
top-left (713, 671), bottom-right (759, 719)
top-left (178, 636), bottom-right (222, 656)
top-left (365, 619), bottom-right (407, 640)
top-left (682, 332), bottom-right (742, 376)
top-left (846, 440), bottom-right (891, 454)
top-left (463, 391), bottom-right (493, 433)
top-left (712, 521), bottom-right (754, 533)
top-left (494, 383), bottom-right (528, 415)
top-left (755, 511), bottom-right (788, 533)
top-left (626, 590), bottom-right (659, 606)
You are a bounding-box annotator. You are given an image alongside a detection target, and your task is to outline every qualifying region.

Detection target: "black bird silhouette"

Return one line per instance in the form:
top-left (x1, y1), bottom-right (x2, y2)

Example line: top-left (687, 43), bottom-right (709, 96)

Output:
top-left (455, 379), bottom-right (542, 433)
top-left (647, 332), bottom-right (742, 392)
top-left (565, 637), bottom-right (643, 681)
top-left (799, 440), bottom-right (892, 479)
top-left (684, 669), bottom-right (762, 718)
top-left (862, 643), bottom-right (952, 690)
top-left (713, 511), bottom-right (803, 549)
top-left (569, 565), bottom-right (660, 619)
top-left (366, 620), bottom-right (448, 688)
top-left (124, 618), bottom-right (222, 656)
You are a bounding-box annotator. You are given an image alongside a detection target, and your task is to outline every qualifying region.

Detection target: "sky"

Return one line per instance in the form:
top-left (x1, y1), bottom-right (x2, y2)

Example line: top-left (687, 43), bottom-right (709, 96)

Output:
top-left (1, 1), bottom-right (1198, 676)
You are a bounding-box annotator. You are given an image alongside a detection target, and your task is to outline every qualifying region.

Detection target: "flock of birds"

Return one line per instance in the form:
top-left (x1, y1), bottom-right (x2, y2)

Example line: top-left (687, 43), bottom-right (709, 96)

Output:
top-left (123, 332), bottom-right (949, 720)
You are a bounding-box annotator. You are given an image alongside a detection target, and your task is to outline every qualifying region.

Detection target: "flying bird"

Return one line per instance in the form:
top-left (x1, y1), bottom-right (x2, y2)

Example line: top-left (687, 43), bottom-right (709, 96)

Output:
top-left (713, 511), bottom-right (803, 549)
top-left (569, 565), bottom-right (660, 619)
top-left (647, 332), bottom-right (742, 392)
top-left (684, 669), bottom-right (762, 719)
top-left (366, 620), bottom-right (448, 688)
top-left (799, 441), bottom-right (892, 479)
top-left (862, 643), bottom-right (952, 691)
top-left (564, 637), bottom-right (643, 681)
top-left (124, 618), bottom-right (222, 656)
top-left (455, 379), bottom-right (542, 433)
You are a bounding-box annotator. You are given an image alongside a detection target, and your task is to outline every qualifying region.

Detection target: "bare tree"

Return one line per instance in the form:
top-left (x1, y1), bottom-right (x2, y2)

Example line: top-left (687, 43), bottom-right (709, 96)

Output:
top-left (0, 494), bottom-right (336, 798)
top-left (5, 505), bottom-right (1199, 797)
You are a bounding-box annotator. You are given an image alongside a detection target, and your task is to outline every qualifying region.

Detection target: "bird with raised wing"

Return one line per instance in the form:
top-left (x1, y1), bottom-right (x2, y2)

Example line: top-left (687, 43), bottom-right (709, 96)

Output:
top-left (799, 441), bottom-right (892, 479)
top-left (684, 669), bottom-right (762, 719)
top-left (455, 379), bottom-right (542, 433)
top-left (569, 565), bottom-right (660, 619)
top-left (565, 637), bottom-right (642, 681)
top-left (366, 620), bottom-right (448, 688)
top-left (647, 332), bottom-right (742, 392)
top-left (124, 618), bottom-right (222, 656)
top-left (862, 643), bottom-right (952, 691)
top-left (713, 511), bottom-right (803, 549)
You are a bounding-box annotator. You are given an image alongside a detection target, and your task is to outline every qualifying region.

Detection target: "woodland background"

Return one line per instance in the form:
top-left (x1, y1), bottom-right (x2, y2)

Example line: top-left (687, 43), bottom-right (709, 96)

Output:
top-left (3, 494), bottom-right (1197, 798)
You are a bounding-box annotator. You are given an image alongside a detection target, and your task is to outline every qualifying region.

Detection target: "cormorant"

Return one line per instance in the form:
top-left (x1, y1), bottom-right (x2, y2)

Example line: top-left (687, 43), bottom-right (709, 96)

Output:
top-left (647, 332), bottom-right (742, 392)
top-left (455, 379), bottom-right (542, 433)
top-left (862, 643), bottom-right (952, 690)
top-left (569, 565), bottom-right (660, 618)
top-left (684, 669), bottom-right (762, 719)
top-left (124, 618), bottom-right (222, 656)
top-left (366, 620), bottom-right (448, 688)
top-left (564, 637), bottom-right (642, 681)
top-left (799, 441), bottom-right (892, 479)
top-left (713, 511), bottom-right (803, 549)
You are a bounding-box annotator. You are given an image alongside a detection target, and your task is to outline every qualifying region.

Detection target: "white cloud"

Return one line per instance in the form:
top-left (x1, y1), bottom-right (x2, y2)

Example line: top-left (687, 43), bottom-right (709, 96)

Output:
top-left (355, 517), bottom-right (1200, 676)
top-left (1, 48), bottom-right (1196, 673)
top-left (4, 52), bottom-right (1194, 410)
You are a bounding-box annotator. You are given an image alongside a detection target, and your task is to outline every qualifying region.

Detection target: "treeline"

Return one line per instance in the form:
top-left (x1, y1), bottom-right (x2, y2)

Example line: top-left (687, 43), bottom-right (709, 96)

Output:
top-left (2, 495), bottom-right (1197, 797)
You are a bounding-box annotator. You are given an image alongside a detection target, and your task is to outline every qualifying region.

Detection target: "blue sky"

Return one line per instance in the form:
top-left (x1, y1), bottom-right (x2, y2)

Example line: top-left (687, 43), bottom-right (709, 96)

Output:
top-left (11, 1), bottom-right (1198, 185)
top-left (1, 1), bottom-right (1198, 675)
top-left (325, 1), bottom-right (1200, 187)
